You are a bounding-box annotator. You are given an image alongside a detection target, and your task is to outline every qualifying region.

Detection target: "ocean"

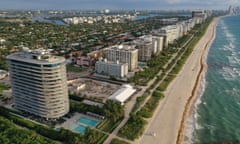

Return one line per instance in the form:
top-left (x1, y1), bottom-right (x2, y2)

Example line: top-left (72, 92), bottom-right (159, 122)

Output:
top-left (193, 15), bottom-right (240, 143)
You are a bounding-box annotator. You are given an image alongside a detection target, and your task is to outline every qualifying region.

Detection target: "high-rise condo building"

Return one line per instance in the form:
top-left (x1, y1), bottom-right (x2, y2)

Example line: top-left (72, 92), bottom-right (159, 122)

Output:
top-left (159, 25), bottom-right (179, 45)
top-left (104, 44), bottom-right (138, 71)
top-left (192, 10), bottom-right (207, 24)
top-left (7, 48), bottom-right (69, 119)
top-left (152, 35), bottom-right (164, 54)
top-left (134, 35), bottom-right (153, 61)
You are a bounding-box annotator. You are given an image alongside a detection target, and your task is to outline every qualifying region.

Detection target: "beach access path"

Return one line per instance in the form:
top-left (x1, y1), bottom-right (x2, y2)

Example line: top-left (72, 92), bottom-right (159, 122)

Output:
top-left (136, 18), bottom-right (218, 144)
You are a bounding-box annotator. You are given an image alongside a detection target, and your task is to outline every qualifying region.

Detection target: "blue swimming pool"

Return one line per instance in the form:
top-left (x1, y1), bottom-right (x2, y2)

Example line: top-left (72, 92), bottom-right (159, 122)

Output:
top-left (73, 125), bottom-right (85, 134)
top-left (77, 117), bottom-right (99, 127)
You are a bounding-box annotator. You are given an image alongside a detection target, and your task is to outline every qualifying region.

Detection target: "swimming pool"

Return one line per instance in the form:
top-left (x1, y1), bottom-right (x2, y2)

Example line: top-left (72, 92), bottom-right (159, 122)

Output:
top-left (73, 125), bottom-right (85, 134)
top-left (77, 116), bottom-right (99, 127)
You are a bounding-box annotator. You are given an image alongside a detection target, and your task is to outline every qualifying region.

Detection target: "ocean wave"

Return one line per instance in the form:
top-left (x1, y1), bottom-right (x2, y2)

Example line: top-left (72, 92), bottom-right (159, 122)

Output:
top-left (220, 66), bottom-right (240, 80)
top-left (225, 87), bottom-right (240, 96)
top-left (229, 42), bottom-right (235, 49)
top-left (186, 20), bottom-right (217, 143)
top-left (221, 20), bottom-right (236, 47)
top-left (225, 32), bottom-right (235, 41)
top-left (195, 15), bottom-right (240, 143)
top-left (183, 118), bottom-right (194, 144)
top-left (227, 56), bottom-right (240, 65)
top-left (185, 69), bottom-right (207, 144)
top-left (220, 41), bottom-right (236, 52)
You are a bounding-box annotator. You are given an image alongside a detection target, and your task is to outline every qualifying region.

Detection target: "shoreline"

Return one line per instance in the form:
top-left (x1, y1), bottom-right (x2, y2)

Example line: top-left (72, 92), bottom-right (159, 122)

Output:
top-left (177, 17), bottom-right (221, 144)
top-left (137, 16), bottom-right (221, 144)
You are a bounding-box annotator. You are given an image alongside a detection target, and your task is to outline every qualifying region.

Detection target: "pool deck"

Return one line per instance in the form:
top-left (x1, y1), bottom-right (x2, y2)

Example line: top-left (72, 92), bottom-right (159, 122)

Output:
top-left (55, 112), bottom-right (100, 132)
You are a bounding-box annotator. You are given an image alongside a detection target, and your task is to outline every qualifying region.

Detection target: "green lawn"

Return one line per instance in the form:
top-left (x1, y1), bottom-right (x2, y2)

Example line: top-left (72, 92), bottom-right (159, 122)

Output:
top-left (66, 64), bottom-right (85, 72)
top-left (98, 119), bottom-right (122, 133)
top-left (110, 138), bottom-right (130, 144)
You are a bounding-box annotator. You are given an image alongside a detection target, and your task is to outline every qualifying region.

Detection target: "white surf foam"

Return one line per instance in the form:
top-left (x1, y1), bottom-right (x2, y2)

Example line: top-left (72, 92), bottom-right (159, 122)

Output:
top-left (185, 19), bottom-right (218, 143)
top-left (221, 20), bottom-right (236, 48)
top-left (220, 66), bottom-right (239, 80)
top-left (184, 66), bottom-right (207, 144)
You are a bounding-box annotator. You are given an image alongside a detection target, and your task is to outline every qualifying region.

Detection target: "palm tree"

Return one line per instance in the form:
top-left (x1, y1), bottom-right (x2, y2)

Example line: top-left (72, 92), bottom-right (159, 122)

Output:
top-left (85, 127), bottom-right (99, 144)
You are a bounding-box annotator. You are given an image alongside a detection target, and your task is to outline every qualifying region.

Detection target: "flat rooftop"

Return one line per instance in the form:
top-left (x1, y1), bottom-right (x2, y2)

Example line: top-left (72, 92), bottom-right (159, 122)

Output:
top-left (7, 48), bottom-right (65, 65)
top-left (106, 44), bottom-right (137, 51)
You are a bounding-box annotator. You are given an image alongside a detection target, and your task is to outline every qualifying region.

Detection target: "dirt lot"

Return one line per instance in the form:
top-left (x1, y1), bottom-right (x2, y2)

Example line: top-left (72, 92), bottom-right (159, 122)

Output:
top-left (68, 78), bottom-right (121, 102)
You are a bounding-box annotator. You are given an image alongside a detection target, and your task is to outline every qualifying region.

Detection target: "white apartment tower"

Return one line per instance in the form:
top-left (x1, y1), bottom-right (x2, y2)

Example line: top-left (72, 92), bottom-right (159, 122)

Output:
top-left (7, 48), bottom-right (69, 119)
top-left (104, 44), bottom-right (138, 71)
top-left (152, 35), bottom-right (164, 54)
top-left (95, 59), bottom-right (128, 78)
top-left (159, 25), bottom-right (179, 44)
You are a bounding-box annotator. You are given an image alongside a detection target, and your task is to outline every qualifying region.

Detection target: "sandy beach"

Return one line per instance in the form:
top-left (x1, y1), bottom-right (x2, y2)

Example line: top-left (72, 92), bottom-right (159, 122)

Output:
top-left (135, 18), bottom-right (219, 144)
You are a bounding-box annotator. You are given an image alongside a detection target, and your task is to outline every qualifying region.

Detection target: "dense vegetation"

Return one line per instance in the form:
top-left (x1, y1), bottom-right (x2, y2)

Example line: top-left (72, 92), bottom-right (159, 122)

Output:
top-left (110, 138), bottom-right (130, 144)
top-left (128, 53), bottom-right (171, 86)
top-left (70, 100), bottom-right (124, 133)
top-left (0, 106), bottom-right (106, 144)
top-left (0, 83), bottom-right (10, 92)
top-left (131, 93), bottom-right (148, 113)
top-left (70, 100), bottom-right (104, 115)
top-left (0, 116), bottom-right (56, 144)
top-left (71, 100), bottom-right (124, 123)
top-left (103, 100), bottom-right (124, 123)
top-left (118, 114), bottom-right (147, 140)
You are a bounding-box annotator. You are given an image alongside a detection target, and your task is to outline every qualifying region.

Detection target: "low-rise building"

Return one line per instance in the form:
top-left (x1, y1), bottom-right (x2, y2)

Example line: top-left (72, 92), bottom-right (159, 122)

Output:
top-left (108, 84), bottom-right (136, 105)
top-left (0, 70), bottom-right (8, 79)
top-left (95, 59), bottom-right (128, 78)
top-left (87, 49), bottom-right (105, 60)
top-left (76, 56), bottom-right (94, 66)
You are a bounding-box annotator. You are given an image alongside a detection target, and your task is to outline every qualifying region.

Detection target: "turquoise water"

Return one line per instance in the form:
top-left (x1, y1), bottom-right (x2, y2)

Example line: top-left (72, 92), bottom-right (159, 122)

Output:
top-left (73, 125), bottom-right (86, 134)
top-left (77, 117), bottom-right (99, 127)
top-left (69, 116), bottom-right (99, 134)
top-left (194, 15), bottom-right (240, 143)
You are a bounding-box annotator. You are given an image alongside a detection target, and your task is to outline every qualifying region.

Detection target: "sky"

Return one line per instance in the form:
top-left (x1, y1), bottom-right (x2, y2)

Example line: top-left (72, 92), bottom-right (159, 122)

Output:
top-left (0, 0), bottom-right (239, 10)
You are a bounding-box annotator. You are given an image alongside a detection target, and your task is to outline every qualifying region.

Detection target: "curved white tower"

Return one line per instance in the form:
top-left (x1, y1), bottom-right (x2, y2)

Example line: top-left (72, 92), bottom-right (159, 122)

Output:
top-left (7, 48), bottom-right (69, 119)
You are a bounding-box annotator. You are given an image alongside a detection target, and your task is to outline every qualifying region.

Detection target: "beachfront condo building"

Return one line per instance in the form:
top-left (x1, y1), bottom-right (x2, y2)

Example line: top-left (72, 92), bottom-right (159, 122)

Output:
top-left (134, 35), bottom-right (153, 61)
top-left (104, 44), bottom-right (138, 71)
top-left (95, 59), bottom-right (128, 78)
top-left (192, 10), bottom-right (207, 19)
top-left (7, 48), bottom-right (69, 119)
top-left (152, 35), bottom-right (164, 54)
top-left (159, 25), bottom-right (179, 44)
top-left (192, 10), bottom-right (207, 24)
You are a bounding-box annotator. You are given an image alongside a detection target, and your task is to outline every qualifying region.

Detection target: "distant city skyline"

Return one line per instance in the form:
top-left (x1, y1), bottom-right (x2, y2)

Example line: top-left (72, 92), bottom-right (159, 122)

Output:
top-left (0, 0), bottom-right (238, 10)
